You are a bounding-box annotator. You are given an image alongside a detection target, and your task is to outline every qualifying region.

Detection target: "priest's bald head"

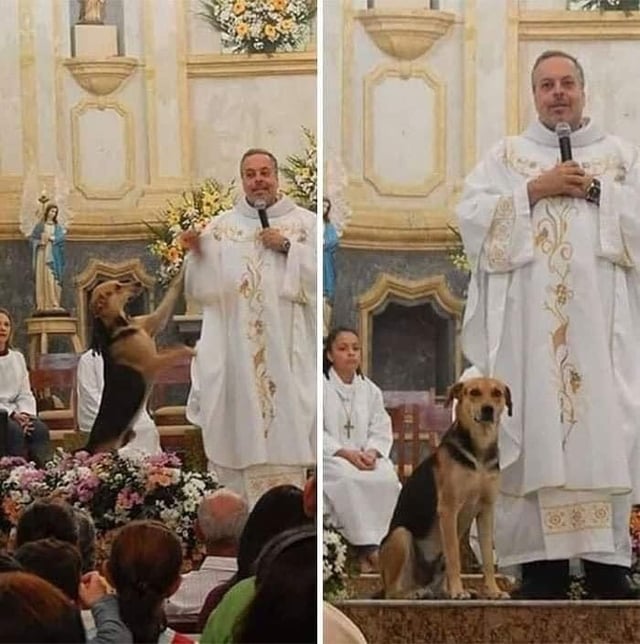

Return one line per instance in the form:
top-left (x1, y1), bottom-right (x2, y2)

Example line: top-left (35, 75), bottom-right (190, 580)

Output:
top-left (531, 50), bottom-right (586, 131)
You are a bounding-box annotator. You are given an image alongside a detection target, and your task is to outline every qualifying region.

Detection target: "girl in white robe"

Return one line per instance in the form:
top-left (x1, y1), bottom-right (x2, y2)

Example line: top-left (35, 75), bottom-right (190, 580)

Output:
top-left (323, 327), bottom-right (401, 572)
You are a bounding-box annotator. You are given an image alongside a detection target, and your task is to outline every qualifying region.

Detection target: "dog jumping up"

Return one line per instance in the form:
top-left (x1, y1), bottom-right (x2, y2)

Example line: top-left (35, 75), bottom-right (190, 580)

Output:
top-left (379, 377), bottom-right (512, 600)
top-left (83, 270), bottom-right (195, 454)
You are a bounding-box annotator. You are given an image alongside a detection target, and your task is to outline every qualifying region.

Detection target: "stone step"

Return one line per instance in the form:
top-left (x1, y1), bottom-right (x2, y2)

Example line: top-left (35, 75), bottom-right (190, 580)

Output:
top-left (345, 573), bottom-right (514, 598)
top-left (334, 599), bottom-right (640, 643)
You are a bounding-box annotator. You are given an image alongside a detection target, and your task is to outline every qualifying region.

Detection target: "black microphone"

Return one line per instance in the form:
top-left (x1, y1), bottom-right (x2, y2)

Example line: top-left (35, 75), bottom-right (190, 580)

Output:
top-left (254, 199), bottom-right (269, 229)
top-left (555, 121), bottom-right (572, 162)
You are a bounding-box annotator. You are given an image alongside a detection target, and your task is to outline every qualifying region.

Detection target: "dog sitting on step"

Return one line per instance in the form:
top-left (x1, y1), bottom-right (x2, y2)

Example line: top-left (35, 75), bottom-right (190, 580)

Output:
top-left (379, 377), bottom-right (511, 599)
top-left (83, 271), bottom-right (195, 454)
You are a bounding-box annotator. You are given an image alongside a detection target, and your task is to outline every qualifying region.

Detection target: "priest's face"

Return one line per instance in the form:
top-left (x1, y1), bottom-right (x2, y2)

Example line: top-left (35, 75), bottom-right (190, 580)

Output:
top-left (241, 153), bottom-right (279, 207)
top-left (532, 55), bottom-right (585, 130)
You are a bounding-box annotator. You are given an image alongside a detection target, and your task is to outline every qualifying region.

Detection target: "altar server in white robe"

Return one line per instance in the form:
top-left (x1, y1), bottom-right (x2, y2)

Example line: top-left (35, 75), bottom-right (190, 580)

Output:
top-left (323, 327), bottom-right (401, 572)
top-left (456, 50), bottom-right (640, 599)
top-left (76, 349), bottom-right (162, 455)
top-left (183, 149), bottom-right (315, 505)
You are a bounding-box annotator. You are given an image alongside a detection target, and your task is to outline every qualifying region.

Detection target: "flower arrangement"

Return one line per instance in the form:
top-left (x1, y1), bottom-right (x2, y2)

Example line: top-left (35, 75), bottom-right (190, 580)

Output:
top-left (568, 0), bottom-right (639, 12)
top-left (198, 0), bottom-right (316, 54)
top-left (147, 179), bottom-right (235, 286)
top-left (282, 126), bottom-right (317, 210)
top-left (0, 451), bottom-right (219, 563)
top-left (323, 519), bottom-right (348, 600)
top-left (447, 224), bottom-right (471, 273)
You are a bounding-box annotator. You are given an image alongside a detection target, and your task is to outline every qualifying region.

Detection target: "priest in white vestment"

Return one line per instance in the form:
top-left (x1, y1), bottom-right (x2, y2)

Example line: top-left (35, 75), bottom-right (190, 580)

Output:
top-left (76, 349), bottom-right (162, 456)
top-left (323, 327), bottom-right (401, 572)
top-left (184, 149), bottom-right (316, 505)
top-left (456, 50), bottom-right (640, 599)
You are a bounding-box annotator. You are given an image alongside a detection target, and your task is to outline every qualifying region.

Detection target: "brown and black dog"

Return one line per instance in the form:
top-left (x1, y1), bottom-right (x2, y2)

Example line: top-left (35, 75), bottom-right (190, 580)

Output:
top-left (83, 271), bottom-right (195, 453)
top-left (379, 377), bottom-right (512, 600)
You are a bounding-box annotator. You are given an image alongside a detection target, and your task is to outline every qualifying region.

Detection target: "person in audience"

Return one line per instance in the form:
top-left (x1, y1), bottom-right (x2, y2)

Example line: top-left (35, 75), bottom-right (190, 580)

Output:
top-left (0, 307), bottom-right (52, 466)
top-left (15, 497), bottom-right (78, 548)
top-left (232, 525), bottom-right (316, 644)
top-left (14, 537), bottom-right (133, 644)
top-left (15, 537), bottom-right (82, 601)
top-left (76, 348), bottom-right (162, 455)
top-left (0, 571), bottom-right (85, 643)
top-left (0, 552), bottom-right (22, 573)
top-left (107, 520), bottom-right (192, 643)
top-left (323, 326), bottom-right (401, 573)
top-left (182, 148), bottom-right (316, 502)
top-left (197, 484), bottom-right (312, 630)
top-left (74, 507), bottom-right (97, 574)
top-left (166, 489), bottom-right (248, 617)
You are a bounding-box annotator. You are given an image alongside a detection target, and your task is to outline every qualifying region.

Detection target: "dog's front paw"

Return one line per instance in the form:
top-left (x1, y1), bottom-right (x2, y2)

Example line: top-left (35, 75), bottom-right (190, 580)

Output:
top-left (483, 588), bottom-right (510, 599)
top-left (448, 589), bottom-right (472, 600)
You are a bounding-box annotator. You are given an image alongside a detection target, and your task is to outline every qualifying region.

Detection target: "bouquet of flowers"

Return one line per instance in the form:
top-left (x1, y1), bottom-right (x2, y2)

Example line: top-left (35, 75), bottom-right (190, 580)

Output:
top-left (147, 178), bottom-right (235, 285)
top-left (0, 451), bottom-right (219, 563)
top-left (447, 224), bottom-right (471, 273)
top-left (282, 126), bottom-right (317, 210)
top-left (198, 0), bottom-right (316, 54)
top-left (323, 519), bottom-right (348, 600)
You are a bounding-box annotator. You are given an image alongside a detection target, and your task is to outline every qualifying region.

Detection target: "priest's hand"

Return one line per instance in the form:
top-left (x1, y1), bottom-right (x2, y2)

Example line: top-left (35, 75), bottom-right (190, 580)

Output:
top-left (362, 449), bottom-right (379, 469)
top-left (527, 161), bottom-right (589, 207)
top-left (179, 229), bottom-right (203, 257)
top-left (259, 229), bottom-right (289, 253)
top-left (335, 448), bottom-right (375, 470)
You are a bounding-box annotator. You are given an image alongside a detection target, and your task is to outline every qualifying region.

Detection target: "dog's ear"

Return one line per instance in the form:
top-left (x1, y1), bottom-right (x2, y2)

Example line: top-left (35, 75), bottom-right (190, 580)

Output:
top-left (504, 385), bottom-right (513, 417)
top-left (445, 381), bottom-right (464, 408)
top-left (90, 293), bottom-right (106, 316)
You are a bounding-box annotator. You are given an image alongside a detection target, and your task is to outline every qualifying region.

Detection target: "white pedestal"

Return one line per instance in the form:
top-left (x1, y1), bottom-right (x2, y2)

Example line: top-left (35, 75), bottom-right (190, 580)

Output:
top-left (74, 24), bottom-right (118, 58)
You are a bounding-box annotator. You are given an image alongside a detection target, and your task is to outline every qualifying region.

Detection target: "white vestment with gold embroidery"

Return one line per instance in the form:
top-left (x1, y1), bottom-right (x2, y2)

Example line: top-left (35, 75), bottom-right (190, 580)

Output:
top-left (457, 120), bottom-right (640, 566)
top-left (185, 196), bottom-right (316, 482)
top-left (323, 368), bottom-right (401, 545)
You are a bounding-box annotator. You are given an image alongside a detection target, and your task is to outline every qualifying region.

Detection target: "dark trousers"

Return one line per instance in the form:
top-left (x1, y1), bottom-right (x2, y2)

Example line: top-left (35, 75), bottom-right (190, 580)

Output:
top-left (0, 411), bottom-right (52, 468)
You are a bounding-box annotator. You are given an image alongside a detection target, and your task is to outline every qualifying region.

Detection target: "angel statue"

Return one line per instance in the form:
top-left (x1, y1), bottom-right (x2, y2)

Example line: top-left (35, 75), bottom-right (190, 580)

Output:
top-left (78, 0), bottom-right (106, 24)
top-left (20, 170), bottom-right (71, 315)
top-left (323, 157), bottom-right (352, 338)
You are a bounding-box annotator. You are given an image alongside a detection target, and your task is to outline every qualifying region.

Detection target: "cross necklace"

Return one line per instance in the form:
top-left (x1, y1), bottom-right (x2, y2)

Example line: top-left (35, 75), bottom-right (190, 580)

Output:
top-left (335, 387), bottom-right (356, 439)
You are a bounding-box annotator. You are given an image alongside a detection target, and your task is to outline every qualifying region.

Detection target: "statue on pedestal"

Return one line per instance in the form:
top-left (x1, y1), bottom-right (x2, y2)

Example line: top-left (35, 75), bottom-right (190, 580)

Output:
top-left (78, 0), bottom-right (106, 25)
top-left (20, 170), bottom-right (72, 316)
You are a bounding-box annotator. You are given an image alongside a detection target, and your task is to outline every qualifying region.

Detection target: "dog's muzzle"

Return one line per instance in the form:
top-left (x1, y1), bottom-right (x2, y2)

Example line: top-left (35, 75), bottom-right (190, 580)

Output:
top-left (479, 405), bottom-right (495, 422)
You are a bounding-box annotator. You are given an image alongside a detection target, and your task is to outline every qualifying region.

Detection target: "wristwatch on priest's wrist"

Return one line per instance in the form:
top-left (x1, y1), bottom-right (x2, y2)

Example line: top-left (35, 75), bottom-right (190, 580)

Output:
top-left (280, 238), bottom-right (291, 254)
top-left (585, 177), bottom-right (601, 206)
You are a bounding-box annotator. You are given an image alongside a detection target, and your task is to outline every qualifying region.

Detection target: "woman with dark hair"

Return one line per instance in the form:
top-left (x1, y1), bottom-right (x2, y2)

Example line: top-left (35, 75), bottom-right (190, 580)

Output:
top-left (198, 484), bottom-right (312, 631)
top-left (234, 526), bottom-right (317, 644)
top-left (0, 307), bottom-right (52, 466)
top-left (106, 520), bottom-right (192, 643)
top-left (0, 571), bottom-right (85, 643)
top-left (323, 327), bottom-right (401, 572)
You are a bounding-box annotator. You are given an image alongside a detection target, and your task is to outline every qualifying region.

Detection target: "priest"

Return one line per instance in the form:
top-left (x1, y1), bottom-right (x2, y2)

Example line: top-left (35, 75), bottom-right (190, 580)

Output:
top-left (183, 148), bottom-right (316, 505)
top-left (456, 50), bottom-right (640, 599)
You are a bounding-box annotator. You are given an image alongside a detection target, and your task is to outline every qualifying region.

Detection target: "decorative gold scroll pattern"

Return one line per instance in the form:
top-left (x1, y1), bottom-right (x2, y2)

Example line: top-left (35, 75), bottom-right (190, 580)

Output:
top-left (534, 200), bottom-right (581, 448)
top-left (238, 249), bottom-right (277, 438)
top-left (542, 501), bottom-right (611, 535)
top-left (485, 196), bottom-right (516, 271)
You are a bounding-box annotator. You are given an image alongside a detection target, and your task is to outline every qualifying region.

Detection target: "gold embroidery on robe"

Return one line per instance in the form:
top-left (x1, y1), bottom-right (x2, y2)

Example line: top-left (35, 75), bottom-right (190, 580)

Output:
top-left (485, 196), bottom-right (516, 271)
top-left (541, 501), bottom-right (612, 534)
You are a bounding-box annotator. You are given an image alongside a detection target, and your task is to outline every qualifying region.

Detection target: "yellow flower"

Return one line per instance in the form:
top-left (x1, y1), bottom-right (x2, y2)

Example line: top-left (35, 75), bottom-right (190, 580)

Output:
top-left (272, 0), bottom-right (286, 10)
top-left (264, 24), bottom-right (277, 40)
top-left (236, 21), bottom-right (249, 37)
top-left (232, 0), bottom-right (246, 15)
top-left (279, 18), bottom-right (293, 32)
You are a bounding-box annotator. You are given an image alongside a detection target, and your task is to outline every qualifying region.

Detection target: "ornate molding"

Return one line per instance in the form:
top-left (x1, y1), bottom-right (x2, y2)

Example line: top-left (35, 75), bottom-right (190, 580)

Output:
top-left (355, 9), bottom-right (455, 60)
top-left (70, 99), bottom-right (135, 200)
top-left (340, 206), bottom-right (458, 251)
top-left (63, 57), bottom-right (138, 95)
top-left (357, 274), bottom-right (464, 376)
top-left (519, 10), bottom-right (640, 40)
top-left (186, 51), bottom-right (316, 78)
top-left (363, 63), bottom-right (446, 197)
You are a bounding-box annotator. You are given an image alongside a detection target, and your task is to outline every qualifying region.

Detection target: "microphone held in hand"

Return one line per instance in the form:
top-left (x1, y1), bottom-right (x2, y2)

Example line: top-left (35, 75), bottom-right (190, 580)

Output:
top-left (555, 121), bottom-right (572, 162)
top-left (254, 199), bottom-right (270, 229)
